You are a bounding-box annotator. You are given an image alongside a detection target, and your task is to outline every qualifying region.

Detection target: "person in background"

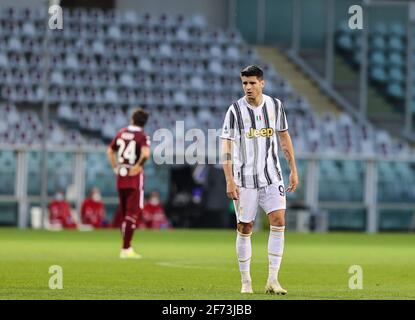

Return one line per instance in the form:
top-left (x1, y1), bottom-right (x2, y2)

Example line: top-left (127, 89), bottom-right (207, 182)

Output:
top-left (81, 187), bottom-right (107, 228)
top-left (142, 190), bottom-right (171, 230)
top-left (107, 108), bottom-right (151, 259)
top-left (48, 190), bottom-right (78, 229)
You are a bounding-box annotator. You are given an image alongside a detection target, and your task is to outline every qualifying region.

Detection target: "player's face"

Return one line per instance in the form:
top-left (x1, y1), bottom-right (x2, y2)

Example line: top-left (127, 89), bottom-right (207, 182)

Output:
top-left (241, 76), bottom-right (264, 100)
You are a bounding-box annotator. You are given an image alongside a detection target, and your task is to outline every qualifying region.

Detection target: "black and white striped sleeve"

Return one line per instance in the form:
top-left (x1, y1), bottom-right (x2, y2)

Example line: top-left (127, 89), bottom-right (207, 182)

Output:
top-left (275, 99), bottom-right (289, 132)
top-left (220, 106), bottom-right (237, 140)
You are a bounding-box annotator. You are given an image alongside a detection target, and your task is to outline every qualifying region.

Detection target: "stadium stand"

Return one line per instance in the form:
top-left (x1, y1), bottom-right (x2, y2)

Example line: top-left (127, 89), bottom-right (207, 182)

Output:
top-left (0, 7), bottom-right (412, 156)
top-left (336, 21), bottom-right (410, 106)
top-left (0, 6), bottom-right (414, 207)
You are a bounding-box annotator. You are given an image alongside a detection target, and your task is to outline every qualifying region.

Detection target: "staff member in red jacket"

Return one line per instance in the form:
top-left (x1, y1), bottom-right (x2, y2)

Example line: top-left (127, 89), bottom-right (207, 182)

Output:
top-left (81, 187), bottom-right (107, 228)
top-left (142, 190), bottom-right (171, 229)
top-left (48, 190), bottom-right (78, 229)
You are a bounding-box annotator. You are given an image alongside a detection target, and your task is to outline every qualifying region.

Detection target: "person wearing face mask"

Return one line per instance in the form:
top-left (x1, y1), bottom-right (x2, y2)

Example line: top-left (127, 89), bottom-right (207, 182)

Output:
top-left (142, 190), bottom-right (172, 230)
top-left (81, 187), bottom-right (107, 228)
top-left (48, 190), bottom-right (78, 229)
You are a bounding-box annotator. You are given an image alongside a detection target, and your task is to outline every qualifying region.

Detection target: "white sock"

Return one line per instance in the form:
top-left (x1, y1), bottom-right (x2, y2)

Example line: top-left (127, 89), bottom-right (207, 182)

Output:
top-left (236, 231), bottom-right (252, 283)
top-left (268, 225), bottom-right (285, 283)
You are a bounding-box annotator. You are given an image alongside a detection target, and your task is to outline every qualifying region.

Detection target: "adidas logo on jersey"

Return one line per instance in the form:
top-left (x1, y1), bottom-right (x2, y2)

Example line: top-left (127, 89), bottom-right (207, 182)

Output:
top-left (246, 127), bottom-right (274, 139)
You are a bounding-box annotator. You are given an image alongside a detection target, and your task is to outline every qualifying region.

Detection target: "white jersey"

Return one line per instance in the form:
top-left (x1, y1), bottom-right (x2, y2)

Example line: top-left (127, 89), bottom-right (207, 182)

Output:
top-left (220, 94), bottom-right (289, 189)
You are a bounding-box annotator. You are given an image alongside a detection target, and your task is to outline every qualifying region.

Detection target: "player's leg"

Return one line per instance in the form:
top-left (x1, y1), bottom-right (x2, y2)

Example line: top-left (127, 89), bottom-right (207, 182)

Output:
top-left (234, 188), bottom-right (258, 293)
top-left (259, 184), bottom-right (287, 294)
top-left (119, 189), bottom-right (135, 257)
top-left (236, 221), bottom-right (253, 293)
top-left (119, 188), bottom-right (142, 259)
top-left (266, 209), bottom-right (287, 294)
top-left (118, 189), bottom-right (127, 235)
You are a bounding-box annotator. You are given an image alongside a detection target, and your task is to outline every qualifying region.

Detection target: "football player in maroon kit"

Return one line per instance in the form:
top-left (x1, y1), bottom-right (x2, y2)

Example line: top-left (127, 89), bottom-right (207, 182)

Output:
top-left (107, 108), bottom-right (151, 259)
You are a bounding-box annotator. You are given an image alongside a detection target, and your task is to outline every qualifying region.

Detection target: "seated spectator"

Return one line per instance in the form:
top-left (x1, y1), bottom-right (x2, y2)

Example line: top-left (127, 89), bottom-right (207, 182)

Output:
top-left (48, 190), bottom-right (78, 229)
top-left (81, 187), bottom-right (108, 228)
top-left (142, 191), bottom-right (172, 230)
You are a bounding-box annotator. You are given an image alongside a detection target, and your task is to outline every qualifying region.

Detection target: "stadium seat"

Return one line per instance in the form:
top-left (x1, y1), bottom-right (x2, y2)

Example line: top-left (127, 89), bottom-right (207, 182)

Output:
top-left (390, 23), bottom-right (406, 38)
top-left (373, 22), bottom-right (388, 37)
top-left (386, 82), bottom-right (405, 99)
top-left (388, 67), bottom-right (405, 83)
top-left (370, 35), bottom-right (386, 51)
top-left (0, 53), bottom-right (8, 67)
top-left (370, 67), bottom-right (387, 83)
top-left (369, 51), bottom-right (386, 67)
top-left (388, 52), bottom-right (405, 68)
top-left (388, 37), bottom-right (405, 52)
top-left (7, 37), bottom-right (22, 52)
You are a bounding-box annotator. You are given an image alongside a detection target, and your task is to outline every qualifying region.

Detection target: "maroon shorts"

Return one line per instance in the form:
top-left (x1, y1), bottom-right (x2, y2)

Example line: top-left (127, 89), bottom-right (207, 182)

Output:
top-left (117, 174), bottom-right (144, 222)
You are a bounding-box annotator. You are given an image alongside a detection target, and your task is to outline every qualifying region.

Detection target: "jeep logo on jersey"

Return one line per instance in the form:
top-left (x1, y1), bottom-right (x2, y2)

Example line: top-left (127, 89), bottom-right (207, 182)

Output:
top-left (246, 127), bottom-right (274, 139)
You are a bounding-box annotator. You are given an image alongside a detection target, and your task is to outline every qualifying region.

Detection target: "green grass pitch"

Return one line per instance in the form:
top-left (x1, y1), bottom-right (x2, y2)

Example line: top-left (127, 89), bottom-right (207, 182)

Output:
top-left (0, 228), bottom-right (414, 300)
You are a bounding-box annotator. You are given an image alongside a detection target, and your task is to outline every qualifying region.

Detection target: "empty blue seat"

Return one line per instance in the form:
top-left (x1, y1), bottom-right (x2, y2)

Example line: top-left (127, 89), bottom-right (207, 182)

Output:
top-left (370, 51), bottom-right (386, 66)
top-left (388, 52), bottom-right (405, 67)
top-left (370, 35), bottom-right (386, 51)
top-left (337, 34), bottom-right (353, 51)
top-left (389, 22), bottom-right (406, 38)
top-left (388, 37), bottom-right (405, 52)
top-left (386, 82), bottom-right (404, 99)
top-left (373, 22), bottom-right (387, 37)
top-left (370, 67), bottom-right (387, 83)
top-left (388, 67), bottom-right (405, 83)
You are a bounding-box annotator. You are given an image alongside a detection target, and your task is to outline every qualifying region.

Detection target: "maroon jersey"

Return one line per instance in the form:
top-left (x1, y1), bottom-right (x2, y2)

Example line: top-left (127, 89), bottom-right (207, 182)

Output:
top-left (109, 125), bottom-right (150, 189)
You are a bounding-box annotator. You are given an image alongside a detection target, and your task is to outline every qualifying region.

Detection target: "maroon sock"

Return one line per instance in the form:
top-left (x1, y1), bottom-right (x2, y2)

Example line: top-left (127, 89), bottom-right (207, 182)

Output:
top-left (122, 217), bottom-right (136, 249)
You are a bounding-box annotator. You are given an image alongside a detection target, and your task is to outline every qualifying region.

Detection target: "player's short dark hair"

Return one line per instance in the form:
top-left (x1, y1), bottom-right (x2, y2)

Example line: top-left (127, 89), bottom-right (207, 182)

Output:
top-left (131, 108), bottom-right (149, 127)
top-left (240, 65), bottom-right (264, 79)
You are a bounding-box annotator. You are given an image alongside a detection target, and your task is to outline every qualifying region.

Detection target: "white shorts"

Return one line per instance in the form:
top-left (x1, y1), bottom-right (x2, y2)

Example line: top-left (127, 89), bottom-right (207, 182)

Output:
top-left (234, 183), bottom-right (286, 223)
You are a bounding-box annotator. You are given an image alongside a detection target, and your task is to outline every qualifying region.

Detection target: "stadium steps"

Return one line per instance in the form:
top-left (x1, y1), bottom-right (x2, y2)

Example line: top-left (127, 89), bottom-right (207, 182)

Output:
top-left (256, 46), bottom-right (342, 116)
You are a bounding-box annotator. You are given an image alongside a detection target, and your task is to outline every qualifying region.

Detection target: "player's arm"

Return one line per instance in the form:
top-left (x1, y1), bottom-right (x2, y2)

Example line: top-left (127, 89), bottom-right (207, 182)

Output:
top-left (106, 147), bottom-right (118, 174)
top-left (277, 130), bottom-right (298, 193)
top-left (128, 146), bottom-right (150, 176)
top-left (221, 138), bottom-right (239, 200)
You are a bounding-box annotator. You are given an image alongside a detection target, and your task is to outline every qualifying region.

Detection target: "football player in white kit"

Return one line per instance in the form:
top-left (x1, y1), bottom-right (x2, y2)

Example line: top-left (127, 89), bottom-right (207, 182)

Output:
top-left (221, 65), bottom-right (298, 295)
